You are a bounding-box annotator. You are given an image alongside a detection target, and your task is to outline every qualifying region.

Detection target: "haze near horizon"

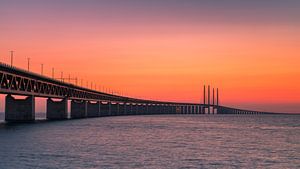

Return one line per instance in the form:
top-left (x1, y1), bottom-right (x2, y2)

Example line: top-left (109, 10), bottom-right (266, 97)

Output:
top-left (0, 0), bottom-right (299, 113)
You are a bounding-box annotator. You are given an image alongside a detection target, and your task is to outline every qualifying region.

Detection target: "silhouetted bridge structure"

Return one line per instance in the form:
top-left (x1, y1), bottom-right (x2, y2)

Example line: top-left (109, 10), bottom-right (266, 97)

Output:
top-left (0, 63), bottom-right (269, 122)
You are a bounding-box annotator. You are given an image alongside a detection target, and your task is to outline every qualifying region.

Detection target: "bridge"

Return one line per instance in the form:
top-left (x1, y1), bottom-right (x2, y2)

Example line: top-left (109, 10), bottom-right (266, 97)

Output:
top-left (0, 62), bottom-right (269, 122)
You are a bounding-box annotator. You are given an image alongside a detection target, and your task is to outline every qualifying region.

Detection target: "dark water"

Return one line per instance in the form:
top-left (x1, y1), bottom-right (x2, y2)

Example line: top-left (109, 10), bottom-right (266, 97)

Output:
top-left (0, 114), bottom-right (299, 169)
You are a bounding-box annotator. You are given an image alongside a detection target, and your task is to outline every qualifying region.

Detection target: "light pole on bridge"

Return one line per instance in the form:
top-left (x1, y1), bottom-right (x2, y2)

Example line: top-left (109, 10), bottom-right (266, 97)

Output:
top-left (27, 57), bottom-right (30, 71)
top-left (10, 51), bottom-right (14, 67)
top-left (41, 64), bottom-right (44, 75)
top-left (51, 68), bottom-right (54, 78)
top-left (61, 72), bottom-right (64, 82)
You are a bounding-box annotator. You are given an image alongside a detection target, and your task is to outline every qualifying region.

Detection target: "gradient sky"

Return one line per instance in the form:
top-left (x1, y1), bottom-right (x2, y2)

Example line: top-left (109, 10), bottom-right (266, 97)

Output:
top-left (0, 0), bottom-right (300, 113)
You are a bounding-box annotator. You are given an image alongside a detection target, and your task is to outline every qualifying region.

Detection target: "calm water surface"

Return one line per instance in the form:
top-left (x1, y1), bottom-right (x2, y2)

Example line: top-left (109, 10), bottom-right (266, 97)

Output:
top-left (0, 114), bottom-right (299, 169)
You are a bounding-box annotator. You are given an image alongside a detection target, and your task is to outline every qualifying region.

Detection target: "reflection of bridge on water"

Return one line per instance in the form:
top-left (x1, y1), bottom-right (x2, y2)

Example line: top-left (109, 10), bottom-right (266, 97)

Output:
top-left (0, 63), bottom-right (270, 122)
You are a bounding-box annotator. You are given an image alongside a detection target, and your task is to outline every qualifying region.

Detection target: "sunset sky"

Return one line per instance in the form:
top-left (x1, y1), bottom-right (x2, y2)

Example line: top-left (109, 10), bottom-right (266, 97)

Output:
top-left (0, 0), bottom-right (299, 113)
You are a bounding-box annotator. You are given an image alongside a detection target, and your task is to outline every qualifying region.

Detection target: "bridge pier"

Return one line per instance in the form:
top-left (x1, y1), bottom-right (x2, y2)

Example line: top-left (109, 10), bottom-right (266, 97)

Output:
top-left (188, 106), bottom-right (192, 114)
top-left (5, 94), bottom-right (35, 122)
top-left (130, 103), bottom-right (136, 115)
top-left (151, 104), bottom-right (156, 114)
top-left (110, 103), bottom-right (119, 116)
top-left (162, 105), bottom-right (166, 114)
top-left (144, 104), bottom-right (149, 114)
top-left (142, 104), bottom-right (147, 115)
top-left (159, 105), bottom-right (164, 114)
top-left (148, 104), bottom-right (154, 114)
top-left (138, 104), bottom-right (142, 115)
top-left (124, 103), bottom-right (130, 115)
top-left (163, 105), bottom-right (167, 114)
top-left (181, 105), bottom-right (185, 114)
top-left (166, 105), bottom-right (171, 114)
top-left (71, 100), bottom-right (87, 119)
top-left (118, 103), bottom-right (126, 115)
top-left (154, 104), bottom-right (159, 114)
top-left (100, 102), bottom-right (110, 116)
top-left (175, 106), bottom-right (181, 114)
top-left (87, 101), bottom-right (100, 117)
top-left (170, 105), bottom-right (173, 114)
top-left (134, 104), bottom-right (138, 115)
top-left (127, 103), bottom-right (132, 115)
top-left (46, 98), bottom-right (68, 120)
top-left (182, 106), bottom-right (186, 114)
top-left (169, 105), bottom-right (173, 114)
top-left (170, 105), bottom-right (175, 114)
top-left (136, 104), bottom-right (142, 115)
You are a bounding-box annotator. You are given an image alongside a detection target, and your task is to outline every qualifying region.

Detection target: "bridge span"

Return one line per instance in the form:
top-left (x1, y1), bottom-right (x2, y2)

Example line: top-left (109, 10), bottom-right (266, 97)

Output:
top-left (0, 63), bottom-right (268, 122)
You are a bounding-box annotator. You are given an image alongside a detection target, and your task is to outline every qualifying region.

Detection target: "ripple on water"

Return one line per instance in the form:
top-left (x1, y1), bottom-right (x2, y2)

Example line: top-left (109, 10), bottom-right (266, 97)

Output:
top-left (0, 114), bottom-right (299, 169)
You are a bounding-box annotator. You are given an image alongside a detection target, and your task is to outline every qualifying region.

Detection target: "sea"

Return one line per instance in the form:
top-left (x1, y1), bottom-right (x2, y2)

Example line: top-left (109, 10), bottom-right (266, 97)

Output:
top-left (0, 113), bottom-right (299, 169)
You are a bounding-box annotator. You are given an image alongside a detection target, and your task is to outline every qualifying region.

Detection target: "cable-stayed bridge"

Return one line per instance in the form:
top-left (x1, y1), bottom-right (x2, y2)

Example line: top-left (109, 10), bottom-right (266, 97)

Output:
top-left (0, 62), bottom-right (270, 122)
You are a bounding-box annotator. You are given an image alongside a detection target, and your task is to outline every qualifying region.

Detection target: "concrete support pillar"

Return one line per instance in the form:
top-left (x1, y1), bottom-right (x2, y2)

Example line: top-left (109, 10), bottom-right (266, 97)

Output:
top-left (149, 104), bottom-right (154, 115)
top-left (154, 104), bottom-right (159, 114)
top-left (176, 106), bottom-right (181, 114)
top-left (159, 105), bottom-right (164, 114)
top-left (189, 106), bottom-right (191, 114)
top-left (128, 104), bottom-right (133, 115)
top-left (144, 104), bottom-right (148, 115)
top-left (117, 103), bottom-right (120, 115)
top-left (134, 104), bottom-right (139, 115)
top-left (170, 105), bottom-right (174, 114)
top-left (182, 105), bottom-right (185, 114)
top-left (100, 102), bottom-right (110, 116)
top-left (71, 100), bottom-right (87, 119)
top-left (142, 104), bottom-right (146, 115)
top-left (5, 94), bottom-right (35, 122)
top-left (152, 105), bottom-right (157, 114)
top-left (139, 104), bottom-right (146, 115)
top-left (167, 105), bottom-right (171, 114)
top-left (131, 104), bottom-right (137, 115)
top-left (163, 105), bottom-right (167, 114)
top-left (161, 105), bottom-right (165, 114)
top-left (119, 103), bottom-right (125, 115)
top-left (136, 104), bottom-right (142, 115)
top-left (46, 98), bottom-right (68, 120)
top-left (159, 105), bottom-right (163, 114)
top-left (87, 101), bottom-right (100, 118)
top-left (149, 104), bottom-right (152, 114)
top-left (111, 103), bottom-right (118, 116)
top-left (166, 105), bottom-right (169, 114)
top-left (125, 103), bottom-right (131, 115)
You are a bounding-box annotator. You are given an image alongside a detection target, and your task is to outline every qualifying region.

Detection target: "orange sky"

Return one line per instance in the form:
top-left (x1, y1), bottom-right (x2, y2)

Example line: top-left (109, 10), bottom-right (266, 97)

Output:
top-left (0, 0), bottom-right (299, 113)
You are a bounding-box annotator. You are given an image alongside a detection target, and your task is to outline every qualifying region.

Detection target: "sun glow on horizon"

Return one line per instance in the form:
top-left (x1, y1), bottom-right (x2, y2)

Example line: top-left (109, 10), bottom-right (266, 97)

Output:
top-left (0, 0), bottom-right (299, 113)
